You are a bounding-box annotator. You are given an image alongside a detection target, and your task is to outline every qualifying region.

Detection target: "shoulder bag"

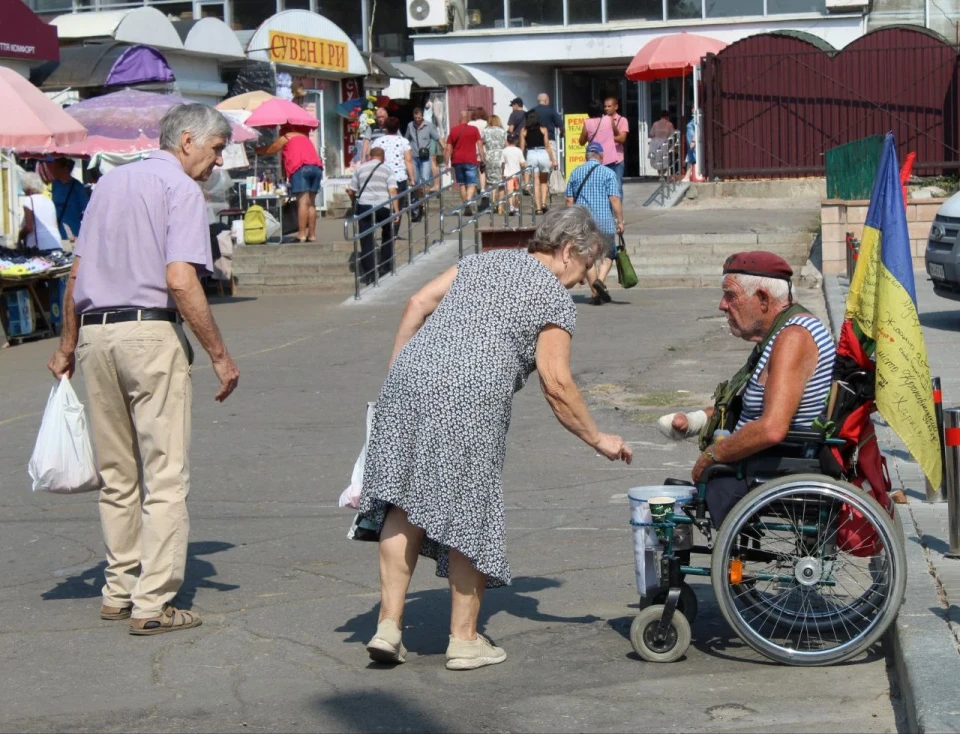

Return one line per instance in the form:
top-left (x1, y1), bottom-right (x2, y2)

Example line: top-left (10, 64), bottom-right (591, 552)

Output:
top-left (615, 232), bottom-right (638, 290)
top-left (351, 162), bottom-right (384, 216)
top-left (572, 163), bottom-right (599, 203)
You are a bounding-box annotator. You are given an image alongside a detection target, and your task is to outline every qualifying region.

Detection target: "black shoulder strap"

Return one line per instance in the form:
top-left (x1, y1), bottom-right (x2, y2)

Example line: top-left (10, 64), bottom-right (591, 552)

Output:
top-left (55, 180), bottom-right (76, 227)
top-left (356, 162), bottom-right (384, 202)
top-left (573, 163), bottom-right (600, 202)
top-left (588, 118), bottom-right (603, 143)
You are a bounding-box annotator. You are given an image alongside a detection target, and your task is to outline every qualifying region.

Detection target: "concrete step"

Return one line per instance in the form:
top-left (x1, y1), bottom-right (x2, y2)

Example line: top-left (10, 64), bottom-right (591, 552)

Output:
top-left (629, 249), bottom-right (809, 268)
top-left (631, 273), bottom-right (809, 288)
top-left (233, 256), bottom-right (353, 272)
top-left (626, 231), bottom-right (815, 247)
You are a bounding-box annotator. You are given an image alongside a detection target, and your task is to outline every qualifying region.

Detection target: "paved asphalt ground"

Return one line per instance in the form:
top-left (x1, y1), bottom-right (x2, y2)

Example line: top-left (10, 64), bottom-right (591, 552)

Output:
top-left (0, 249), bottom-right (903, 733)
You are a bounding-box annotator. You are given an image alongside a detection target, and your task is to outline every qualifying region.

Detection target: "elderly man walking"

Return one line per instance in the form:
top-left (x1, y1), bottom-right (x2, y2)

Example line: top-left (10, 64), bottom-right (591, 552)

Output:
top-left (565, 142), bottom-right (623, 305)
top-left (47, 104), bottom-right (240, 636)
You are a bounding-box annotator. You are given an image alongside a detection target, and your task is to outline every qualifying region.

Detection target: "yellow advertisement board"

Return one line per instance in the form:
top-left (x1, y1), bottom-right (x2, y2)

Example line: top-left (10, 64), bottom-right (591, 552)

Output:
top-left (268, 30), bottom-right (348, 72)
top-left (564, 113), bottom-right (587, 174)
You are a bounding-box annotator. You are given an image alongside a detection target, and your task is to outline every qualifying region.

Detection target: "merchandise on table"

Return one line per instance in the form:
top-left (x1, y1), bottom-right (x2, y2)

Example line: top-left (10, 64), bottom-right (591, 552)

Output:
top-left (0, 250), bottom-right (74, 277)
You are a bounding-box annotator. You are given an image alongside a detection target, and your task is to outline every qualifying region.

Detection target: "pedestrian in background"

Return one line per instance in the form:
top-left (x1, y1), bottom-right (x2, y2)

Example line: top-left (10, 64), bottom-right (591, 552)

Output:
top-left (579, 97), bottom-right (629, 187)
top-left (506, 97), bottom-right (526, 134)
top-left (47, 103), bottom-right (240, 636)
top-left (446, 110), bottom-right (484, 214)
top-left (50, 157), bottom-right (89, 242)
top-left (565, 142), bottom-right (623, 305)
top-left (361, 106), bottom-right (389, 163)
top-left (358, 207), bottom-right (632, 671)
top-left (502, 133), bottom-right (526, 215)
top-left (254, 123), bottom-right (323, 242)
top-left (372, 117), bottom-right (417, 223)
top-left (469, 109), bottom-right (490, 193)
top-left (520, 110), bottom-right (557, 215)
top-left (405, 107), bottom-right (439, 191)
top-left (482, 115), bottom-right (508, 214)
top-left (347, 147), bottom-right (400, 283)
top-left (532, 93), bottom-right (564, 172)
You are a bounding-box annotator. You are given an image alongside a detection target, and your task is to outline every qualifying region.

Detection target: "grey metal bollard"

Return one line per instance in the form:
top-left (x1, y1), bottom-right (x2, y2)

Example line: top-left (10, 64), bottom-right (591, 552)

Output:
top-left (943, 407), bottom-right (960, 558)
top-left (926, 376), bottom-right (946, 502)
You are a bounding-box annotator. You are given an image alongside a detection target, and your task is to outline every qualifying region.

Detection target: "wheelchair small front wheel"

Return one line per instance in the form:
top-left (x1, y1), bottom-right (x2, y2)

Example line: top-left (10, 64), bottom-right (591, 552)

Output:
top-left (640, 582), bottom-right (699, 624)
top-left (630, 605), bottom-right (692, 663)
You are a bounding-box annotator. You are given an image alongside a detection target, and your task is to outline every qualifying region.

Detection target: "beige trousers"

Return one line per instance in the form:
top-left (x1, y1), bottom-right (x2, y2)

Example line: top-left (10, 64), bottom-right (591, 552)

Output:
top-left (76, 320), bottom-right (192, 619)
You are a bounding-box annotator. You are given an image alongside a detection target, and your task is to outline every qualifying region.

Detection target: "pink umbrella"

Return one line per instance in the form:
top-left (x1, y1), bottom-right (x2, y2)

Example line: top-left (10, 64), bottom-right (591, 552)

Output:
top-left (0, 66), bottom-right (86, 151)
top-left (625, 32), bottom-right (727, 81)
top-left (244, 98), bottom-right (319, 129)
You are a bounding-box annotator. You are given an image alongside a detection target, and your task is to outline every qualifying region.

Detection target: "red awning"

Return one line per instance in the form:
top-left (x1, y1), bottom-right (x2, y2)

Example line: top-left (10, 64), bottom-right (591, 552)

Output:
top-left (0, 0), bottom-right (59, 64)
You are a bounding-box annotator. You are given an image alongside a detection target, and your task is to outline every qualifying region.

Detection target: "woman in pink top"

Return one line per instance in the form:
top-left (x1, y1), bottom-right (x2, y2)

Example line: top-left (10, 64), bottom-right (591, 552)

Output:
top-left (578, 97), bottom-right (629, 186)
top-left (256, 124), bottom-right (323, 242)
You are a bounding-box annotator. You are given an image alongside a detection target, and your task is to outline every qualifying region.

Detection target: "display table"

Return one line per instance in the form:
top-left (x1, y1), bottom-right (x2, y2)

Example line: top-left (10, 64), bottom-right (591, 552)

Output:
top-left (0, 266), bottom-right (70, 344)
top-left (246, 193), bottom-right (291, 244)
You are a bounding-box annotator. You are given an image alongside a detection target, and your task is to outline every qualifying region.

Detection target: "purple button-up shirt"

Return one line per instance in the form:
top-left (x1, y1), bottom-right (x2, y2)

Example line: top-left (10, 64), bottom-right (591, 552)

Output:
top-left (73, 150), bottom-right (212, 313)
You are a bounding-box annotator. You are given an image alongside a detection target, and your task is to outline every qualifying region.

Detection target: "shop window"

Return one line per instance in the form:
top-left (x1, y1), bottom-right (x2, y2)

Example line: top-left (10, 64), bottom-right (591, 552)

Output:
top-left (705, 0), bottom-right (762, 16)
top-left (463, 0), bottom-right (506, 29)
top-left (151, 0), bottom-right (196, 20)
top-left (371, 0), bottom-right (413, 58)
top-left (27, 0), bottom-right (77, 12)
top-left (284, 0), bottom-right (311, 8)
top-left (231, 0), bottom-right (278, 30)
top-left (200, 3), bottom-right (225, 19)
top-left (567, 0), bottom-right (602, 24)
top-left (509, 0), bottom-right (563, 26)
top-left (607, 0), bottom-right (663, 21)
top-left (767, 0), bottom-right (825, 12)
top-left (668, 0), bottom-right (701, 19)
top-left (318, 0), bottom-right (364, 48)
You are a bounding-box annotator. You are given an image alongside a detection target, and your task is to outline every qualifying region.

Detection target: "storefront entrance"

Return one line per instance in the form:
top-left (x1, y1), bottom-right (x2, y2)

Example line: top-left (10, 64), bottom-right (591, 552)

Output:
top-left (558, 68), bottom-right (693, 178)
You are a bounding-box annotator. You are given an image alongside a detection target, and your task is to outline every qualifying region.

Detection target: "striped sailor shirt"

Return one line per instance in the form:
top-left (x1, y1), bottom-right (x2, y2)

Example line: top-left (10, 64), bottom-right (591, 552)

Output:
top-left (735, 314), bottom-right (836, 431)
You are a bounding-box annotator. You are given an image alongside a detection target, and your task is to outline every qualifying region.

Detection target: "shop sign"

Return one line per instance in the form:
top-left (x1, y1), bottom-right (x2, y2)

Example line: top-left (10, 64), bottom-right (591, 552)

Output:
top-left (564, 113), bottom-right (587, 172)
top-left (268, 30), bottom-right (348, 73)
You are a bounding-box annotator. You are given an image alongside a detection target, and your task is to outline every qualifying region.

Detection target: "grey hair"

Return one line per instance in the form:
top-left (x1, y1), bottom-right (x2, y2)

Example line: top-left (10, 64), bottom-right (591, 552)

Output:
top-left (20, 171), bottom-right (44, 194)
top-left (528, 205), bottom-right (602, 258)
top-left (159, 104), bottom-right (232, 151)
top-left (727, 273), bottom-right (791, 302)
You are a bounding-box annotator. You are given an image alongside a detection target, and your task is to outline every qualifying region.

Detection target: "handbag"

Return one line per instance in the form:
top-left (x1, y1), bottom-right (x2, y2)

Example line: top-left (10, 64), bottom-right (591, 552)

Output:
top-left (615, 233), bottom-right (638, 289)
top-left (548, 169), bottom-right (565, 195)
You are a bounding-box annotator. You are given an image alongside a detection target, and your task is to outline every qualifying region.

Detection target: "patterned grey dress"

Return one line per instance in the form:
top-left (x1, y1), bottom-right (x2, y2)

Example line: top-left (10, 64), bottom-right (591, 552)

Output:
top-left (483, 126), bottom-right (508, 186)
top-left (358, 249), bottom-right (577, 587)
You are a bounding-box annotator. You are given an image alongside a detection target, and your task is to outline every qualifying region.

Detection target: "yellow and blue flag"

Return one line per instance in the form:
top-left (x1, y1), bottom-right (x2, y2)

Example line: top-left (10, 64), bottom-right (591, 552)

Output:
top-left (845, 132), bottom-right (942, 489)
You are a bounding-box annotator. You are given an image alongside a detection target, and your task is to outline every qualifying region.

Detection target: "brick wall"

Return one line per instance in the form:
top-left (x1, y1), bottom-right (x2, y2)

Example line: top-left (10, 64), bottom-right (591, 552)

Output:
top-left (820, 198), bottom-right (946, 275)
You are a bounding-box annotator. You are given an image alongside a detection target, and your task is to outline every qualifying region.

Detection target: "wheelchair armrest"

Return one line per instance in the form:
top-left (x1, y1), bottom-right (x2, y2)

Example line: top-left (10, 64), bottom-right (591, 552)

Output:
top-left (700, 463), bottom-right (738, 484)
top-left (782, 429), bottom-right (827, 446)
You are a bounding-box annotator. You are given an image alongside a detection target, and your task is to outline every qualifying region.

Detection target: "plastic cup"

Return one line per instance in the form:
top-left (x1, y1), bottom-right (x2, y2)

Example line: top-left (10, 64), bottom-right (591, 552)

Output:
top-left (649, 496), bottom-right (676, 542)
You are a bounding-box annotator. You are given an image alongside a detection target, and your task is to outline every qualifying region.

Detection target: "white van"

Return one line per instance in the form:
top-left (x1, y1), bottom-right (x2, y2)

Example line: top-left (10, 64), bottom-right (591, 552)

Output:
top-left (925, 194), bottom-right (960, 301)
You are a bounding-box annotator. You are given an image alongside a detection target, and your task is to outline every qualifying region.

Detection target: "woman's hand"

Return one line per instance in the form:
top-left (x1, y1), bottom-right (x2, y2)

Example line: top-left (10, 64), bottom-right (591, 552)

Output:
top-left (594, 433), bottom-right (632, 464)
top-left (671, 412), bottom-right (689, 433)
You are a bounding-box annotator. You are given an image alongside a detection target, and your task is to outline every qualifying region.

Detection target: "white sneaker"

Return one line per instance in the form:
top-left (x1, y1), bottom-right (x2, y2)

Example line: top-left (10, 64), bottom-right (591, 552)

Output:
top-left (445, 633), bottom-right (507, 670)
top-left (366, 618), bottom-right (407, 664)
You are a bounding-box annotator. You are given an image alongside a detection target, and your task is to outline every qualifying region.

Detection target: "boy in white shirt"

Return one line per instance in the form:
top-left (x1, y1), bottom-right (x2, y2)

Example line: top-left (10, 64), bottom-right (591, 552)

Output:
top-left (501, 133), bottom-right (526, 215)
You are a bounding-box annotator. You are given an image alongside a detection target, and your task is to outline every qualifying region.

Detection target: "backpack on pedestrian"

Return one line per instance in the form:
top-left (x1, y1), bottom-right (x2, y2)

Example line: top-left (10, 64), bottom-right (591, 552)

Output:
top-left (243, 204), bottom-right (267, 245)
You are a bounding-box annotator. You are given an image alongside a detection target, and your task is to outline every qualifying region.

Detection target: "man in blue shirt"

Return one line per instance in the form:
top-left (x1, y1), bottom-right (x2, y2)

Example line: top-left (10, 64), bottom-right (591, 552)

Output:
top-left (533, 93), bottom-right (564, 170)
top-left (565, 142), bottom-right (623, 305)
top-left (50, 158), bottom-right (89, 242)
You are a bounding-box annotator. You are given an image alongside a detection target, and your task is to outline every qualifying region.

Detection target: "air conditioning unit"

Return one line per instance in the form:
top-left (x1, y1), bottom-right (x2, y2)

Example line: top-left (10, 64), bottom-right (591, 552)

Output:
top-left (825, 0), bottom-right (868, 10)
top-left (407, 0), bottom-right (448, 28)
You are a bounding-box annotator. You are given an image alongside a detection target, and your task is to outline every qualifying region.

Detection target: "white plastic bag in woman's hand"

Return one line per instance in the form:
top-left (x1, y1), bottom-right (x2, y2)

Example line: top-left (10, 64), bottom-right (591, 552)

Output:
top-left (28, 376), bottom-right (100, 494)
top-left (339, 402), bottom-right (376, 509)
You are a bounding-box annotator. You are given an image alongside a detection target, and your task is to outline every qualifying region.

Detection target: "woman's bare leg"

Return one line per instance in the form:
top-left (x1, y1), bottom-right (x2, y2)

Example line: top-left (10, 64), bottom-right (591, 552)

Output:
top-left (378, 506), bottom-right (424, 625)
top-left (296, 192), bottom-right (310, 241)
top-left (448, 548), bottom-right (486, 639)
top-left (306, 193), bottom-right (317, 241)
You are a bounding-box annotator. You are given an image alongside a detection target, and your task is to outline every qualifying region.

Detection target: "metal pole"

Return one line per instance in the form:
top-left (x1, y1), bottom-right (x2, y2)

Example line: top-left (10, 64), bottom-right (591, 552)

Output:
top-left (944, 407), bottom-right (960, 557)
top-left (928, 377), bottom-right (947, 502)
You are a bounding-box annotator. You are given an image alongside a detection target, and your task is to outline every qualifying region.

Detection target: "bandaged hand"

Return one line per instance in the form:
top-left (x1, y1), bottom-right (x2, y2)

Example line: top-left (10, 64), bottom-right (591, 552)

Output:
top-left (657, 410), bottom-right (707, 440)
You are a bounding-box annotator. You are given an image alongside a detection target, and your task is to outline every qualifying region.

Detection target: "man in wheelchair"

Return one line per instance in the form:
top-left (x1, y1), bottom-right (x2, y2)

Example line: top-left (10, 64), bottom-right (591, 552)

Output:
top-left (660, 251), bottom-right (837, 528)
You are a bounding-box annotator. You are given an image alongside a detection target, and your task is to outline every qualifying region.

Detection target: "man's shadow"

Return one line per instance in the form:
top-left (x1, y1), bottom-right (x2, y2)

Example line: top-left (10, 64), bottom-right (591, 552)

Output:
top-left (41, 540), bottom-right (239, 608)
top-left (336, 576), bottom-right (599, 655)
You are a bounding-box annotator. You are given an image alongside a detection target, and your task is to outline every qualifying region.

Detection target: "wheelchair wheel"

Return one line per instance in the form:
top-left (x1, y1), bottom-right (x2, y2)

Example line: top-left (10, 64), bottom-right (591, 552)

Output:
top-left (711, 474), bottom-right (905, 666)
top-left (630, 605), bottom-right (692, 663)
top-left (640, 583), bottom-right (699, 624)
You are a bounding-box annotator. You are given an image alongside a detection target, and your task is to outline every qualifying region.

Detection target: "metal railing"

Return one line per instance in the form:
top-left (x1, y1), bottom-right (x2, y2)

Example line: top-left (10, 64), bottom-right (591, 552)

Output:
top-left (343, 167), bottom-right (453, 300)
top-left (644, 131), bottom-right (683, 207)
top-left (440, 166), bottom-right (541, 259)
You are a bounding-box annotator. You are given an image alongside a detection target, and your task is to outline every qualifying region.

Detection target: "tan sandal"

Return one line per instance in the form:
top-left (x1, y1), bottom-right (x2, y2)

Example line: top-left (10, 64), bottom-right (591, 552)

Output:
top-left (129, 604), bottom-right (202, 636)
top-left (100, 603), bottom-right (132, 621)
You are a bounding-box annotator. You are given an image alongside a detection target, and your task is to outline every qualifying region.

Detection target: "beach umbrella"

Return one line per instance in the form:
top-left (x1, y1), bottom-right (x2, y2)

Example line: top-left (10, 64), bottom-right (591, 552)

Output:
top-left (625, 32), bottom-right (727, 81)
top-left (0, 66), bottom-right (86, 151)
top-left (48, 89), bottom-right (257, 156)
top-left (243, 97), bottom-right (318, 129)
top-left (216, 91), bottom-right (276, 113)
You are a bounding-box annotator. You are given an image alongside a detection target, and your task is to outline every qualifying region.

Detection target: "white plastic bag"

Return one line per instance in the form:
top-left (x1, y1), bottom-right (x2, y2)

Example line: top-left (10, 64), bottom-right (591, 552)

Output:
top-left (28, 377), bottom-right (100, 494)
top-left (548, 168), bottom-right (566, 195)
top-left (339, 401), bottom-right (376, 510)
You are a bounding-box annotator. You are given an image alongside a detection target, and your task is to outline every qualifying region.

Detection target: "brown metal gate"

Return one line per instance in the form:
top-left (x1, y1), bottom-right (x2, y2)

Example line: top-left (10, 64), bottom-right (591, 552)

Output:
top-left (702, 26), bottom-right (960, 179)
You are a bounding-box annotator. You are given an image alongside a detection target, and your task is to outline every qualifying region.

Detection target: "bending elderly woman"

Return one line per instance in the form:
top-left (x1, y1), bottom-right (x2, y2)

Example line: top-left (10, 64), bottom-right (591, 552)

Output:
top-left (355, 206), bottom-right (633, 671)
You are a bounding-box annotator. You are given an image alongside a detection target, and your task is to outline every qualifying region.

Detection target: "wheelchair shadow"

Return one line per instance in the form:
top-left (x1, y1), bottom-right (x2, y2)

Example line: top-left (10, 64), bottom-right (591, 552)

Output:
top-left (336, 576), bottom-right (599, 661)
top-left (41, 540), bottom-right (239, 609)
top-left (919, 310), bottom-right (960, 333)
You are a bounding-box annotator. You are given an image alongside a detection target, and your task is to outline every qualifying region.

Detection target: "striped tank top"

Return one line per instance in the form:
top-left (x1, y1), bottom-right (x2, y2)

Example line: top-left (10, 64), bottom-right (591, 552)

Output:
top-left (735, 315), bottom-right (836, 431)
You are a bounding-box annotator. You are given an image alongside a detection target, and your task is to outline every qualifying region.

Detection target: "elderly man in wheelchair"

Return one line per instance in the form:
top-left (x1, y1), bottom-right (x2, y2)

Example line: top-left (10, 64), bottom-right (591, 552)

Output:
top-left (630, 251), bottom-right (906, 666)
